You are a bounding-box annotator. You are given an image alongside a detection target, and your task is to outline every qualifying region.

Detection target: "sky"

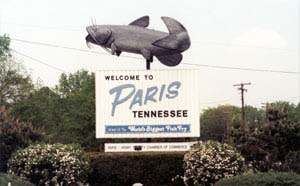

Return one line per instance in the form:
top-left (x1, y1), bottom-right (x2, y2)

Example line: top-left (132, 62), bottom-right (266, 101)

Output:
top-left (0, 0), bottom-right (299, 111)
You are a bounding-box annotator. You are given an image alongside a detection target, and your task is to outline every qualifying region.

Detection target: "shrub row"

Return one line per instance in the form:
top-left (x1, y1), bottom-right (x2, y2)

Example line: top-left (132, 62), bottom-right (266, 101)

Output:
top-left (215, 172), bottom-right (300, 186)
top-left (87, 152), bottom-right (185, 186)
top-left (8, 141), bottom-right (300, 186)
top-left (0, 173), bottom-right (34, 186)
top-left (183, 141), bottom-right (245, 186)
top-left (8, 143), bottom-right (89, 186)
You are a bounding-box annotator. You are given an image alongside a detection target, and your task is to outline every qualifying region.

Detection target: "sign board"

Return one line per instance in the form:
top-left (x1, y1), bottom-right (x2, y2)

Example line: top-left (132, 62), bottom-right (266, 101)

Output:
top-left (105, 142), bottom-right (193, 152)
top-left (96, 69), bottom-right (200, 138)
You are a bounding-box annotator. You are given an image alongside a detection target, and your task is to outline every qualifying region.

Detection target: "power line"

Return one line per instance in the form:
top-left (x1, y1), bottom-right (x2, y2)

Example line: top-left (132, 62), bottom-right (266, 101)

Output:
top-left (192, 41), bottom-right (298, 52)
top-left (11, 49), bottom-right (67, 73)
top-left (260, 96), bottom-right (300, 103)
top-left (11, 38), bottom-right (109, 55)
top-left (199, 99), bottom-right (233, 105)
top-left (11, 38), bottom-right (300, 75)
top-left (8, 50), bottom-right (299, 108)
top-left (183, 63), bottom-right (299, 74)
top-left (2, 22), bottom-right (83, 31)
top-left (4, 22), bottom-right (299, 52)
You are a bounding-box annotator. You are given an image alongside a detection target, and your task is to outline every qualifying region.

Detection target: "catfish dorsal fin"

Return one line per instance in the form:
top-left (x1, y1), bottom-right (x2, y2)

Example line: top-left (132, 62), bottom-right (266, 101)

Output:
top-left (161, 16), bottom-right (187, 34)
top-left (129, 16), bottom-right (149, 27)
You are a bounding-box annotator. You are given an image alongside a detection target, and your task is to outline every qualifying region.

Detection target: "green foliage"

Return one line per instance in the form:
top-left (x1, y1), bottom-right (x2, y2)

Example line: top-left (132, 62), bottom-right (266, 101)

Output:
top-left (88, 152), bottom-right (184, 186)
top-left (283, 151), bottom-right (300, 174)
top-left (183, 141), bottom-right (244, 186)
top-left (215, 172), bottom-right (300, 186)
top-left (230, 102), bottom-right (300, 172)
top-left (200, 105), bottom-right (240, 142)
top-left (0, 173), bottom-right (34, 186)
top-left (233, 122), bottom-right (300, 171)
top-left (267, 101), bottom-right (300, 123)
top-left (0, 35), bottom-right (10, 61)
top-left (54, 71), bottom-right (96, 147)
top-left (0, 107), bottom-right (43, 172)
top-left (244, 105), bottom-right (264, 130)
top-left (12, 70), bottom-right (99, 148)
top-left (8, 143), bottom-right (89, 186)
top-left (11, 87), bottom-right (60, 131)
top-left (200, 105), bottom-right (264, 142)
top-left (0, 35), bottom-right (33, 106)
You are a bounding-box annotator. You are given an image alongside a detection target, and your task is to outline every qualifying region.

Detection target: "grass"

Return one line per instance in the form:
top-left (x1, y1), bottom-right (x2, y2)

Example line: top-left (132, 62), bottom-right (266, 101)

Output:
top-left (0, 173), bottom-right (34, 186)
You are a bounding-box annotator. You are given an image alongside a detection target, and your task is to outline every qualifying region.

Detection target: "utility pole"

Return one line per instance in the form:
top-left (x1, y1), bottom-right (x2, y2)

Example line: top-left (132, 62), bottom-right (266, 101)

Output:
top-left (234, 82), bottom-right (251, 132)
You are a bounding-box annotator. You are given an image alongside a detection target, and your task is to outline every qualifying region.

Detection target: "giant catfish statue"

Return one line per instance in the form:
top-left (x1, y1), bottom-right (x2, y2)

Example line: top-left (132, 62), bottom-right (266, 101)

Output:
top-left (85, 16), bottom-right (190, 69)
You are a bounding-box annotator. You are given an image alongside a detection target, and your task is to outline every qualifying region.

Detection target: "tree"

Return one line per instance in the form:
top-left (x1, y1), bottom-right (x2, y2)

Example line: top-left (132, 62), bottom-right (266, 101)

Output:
top-left (296, 103), bottom-right (300, 121)
top-left (0, 107), bottom-right (43, 172)
top-left (53, 70), bottom-right (96, 147)
top-left (200, 105), bottom-right (240, 142)
top-left (200, 105), bottom-right (264, 142)
top-left (244, 105), bottom-right (264, 130)
top-left (0, 35), bottom-right (33, 106)
top-left (267, 101), bottom-right (298, 122)
top-left (230, 101), bottom-right (300, 171)
top-left (11, 70), bottom-right (98, 148)
top-left (11, 87), bottom-right (61, 131)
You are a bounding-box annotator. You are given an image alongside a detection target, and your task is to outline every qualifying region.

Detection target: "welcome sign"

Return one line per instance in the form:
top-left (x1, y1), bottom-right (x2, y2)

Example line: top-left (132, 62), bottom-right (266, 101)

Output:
top-left (96, 69), bottom-right (200, 138)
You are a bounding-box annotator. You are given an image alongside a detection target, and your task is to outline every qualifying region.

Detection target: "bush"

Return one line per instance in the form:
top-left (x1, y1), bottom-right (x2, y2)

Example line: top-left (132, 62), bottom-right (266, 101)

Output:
top-left (283, 151), bottom-right (300, 174)
top-left (87, 152), bottom-right (184, 186)
top-left (0, 107), bottom-right (43, 172)
top-left (8, 143), bottom-right (89, 186)
top-left (0, 173), bottom-right (34, 186)
top-left (183, 141), bottom-right (244, 186)
top-left (215, 172), bottom-right (300, 186)
top-left (230, 120), bottom-right (300, 172)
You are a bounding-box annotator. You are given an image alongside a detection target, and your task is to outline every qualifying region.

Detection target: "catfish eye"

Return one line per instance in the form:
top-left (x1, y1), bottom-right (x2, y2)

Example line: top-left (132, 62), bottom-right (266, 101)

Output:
top-left (95, 29), bottom-right (112, 45)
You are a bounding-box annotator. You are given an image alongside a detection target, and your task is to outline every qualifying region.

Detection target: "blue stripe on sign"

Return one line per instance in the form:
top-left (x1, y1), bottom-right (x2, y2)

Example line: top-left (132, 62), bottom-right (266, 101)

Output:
top-left (105, 124), bottom-right (190, 134)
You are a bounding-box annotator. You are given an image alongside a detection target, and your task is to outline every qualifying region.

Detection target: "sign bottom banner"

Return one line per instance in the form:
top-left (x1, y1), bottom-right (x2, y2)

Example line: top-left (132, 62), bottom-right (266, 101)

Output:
top-left (105, 142), bottom-right (195, 152)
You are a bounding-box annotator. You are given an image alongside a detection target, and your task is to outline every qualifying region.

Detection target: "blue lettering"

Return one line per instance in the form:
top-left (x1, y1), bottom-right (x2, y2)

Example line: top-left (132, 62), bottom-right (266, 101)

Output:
top-left (109, 84), bottom-right (135, 116)
top-left (159, 84), bottom-right (166, 101)
top-left (109, 81), bottom-right (181, 116)
top-left (166, 81), bottom-right (181, 99)
top-left (130, 89), bottom-right (143, 109)
top-left (144, 86), bottom-right (158, 105)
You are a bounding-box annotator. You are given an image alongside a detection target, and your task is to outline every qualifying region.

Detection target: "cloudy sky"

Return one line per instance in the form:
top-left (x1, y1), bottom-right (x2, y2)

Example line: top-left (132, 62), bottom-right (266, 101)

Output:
top-left (0, 0), bottom-right (299, 110)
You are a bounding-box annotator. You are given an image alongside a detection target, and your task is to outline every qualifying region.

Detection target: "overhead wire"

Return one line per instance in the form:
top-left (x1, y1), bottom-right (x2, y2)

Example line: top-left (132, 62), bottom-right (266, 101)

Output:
top-left (9, 49), bottom-right (300, 105)
top-left (11, 38), bottom-right (300, 75)
top-left (4, 21), bottom-right (299, 53)
top-left (3, 21), bottom-right (299, 107)
top-left (182, 63), bottom-right (299, 74)
top-left (11, 49), bottom-right (67, 73)
top-left (2, 22), bottom-right (83, 31)
top-left (3, 22), bottom-right (299, 52)
top-left (199, 99), bottom-right (233, 105)
top-left (192, 41), bottom-right (298, 52)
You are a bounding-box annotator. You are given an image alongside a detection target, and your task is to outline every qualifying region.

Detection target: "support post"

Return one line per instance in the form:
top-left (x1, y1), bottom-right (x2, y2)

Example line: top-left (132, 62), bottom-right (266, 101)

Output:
top-left (146, 60), bottom-right (151, 70)
top-left (146, 60), bottom-right (151, 142)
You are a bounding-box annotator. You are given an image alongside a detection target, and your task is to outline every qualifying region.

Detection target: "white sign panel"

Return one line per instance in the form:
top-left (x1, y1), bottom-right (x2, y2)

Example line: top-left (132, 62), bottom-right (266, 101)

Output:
top-left (96, 69), bottom-right (200, 138)
top-left (105, 142), bottom-right (192, 152)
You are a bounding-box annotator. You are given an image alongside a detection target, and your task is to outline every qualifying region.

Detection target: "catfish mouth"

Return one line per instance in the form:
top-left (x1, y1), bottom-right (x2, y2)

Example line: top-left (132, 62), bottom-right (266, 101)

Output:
top-left (85, 34), bottom-right (96, 48)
